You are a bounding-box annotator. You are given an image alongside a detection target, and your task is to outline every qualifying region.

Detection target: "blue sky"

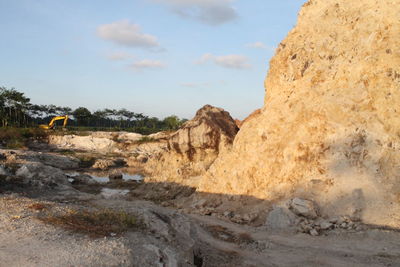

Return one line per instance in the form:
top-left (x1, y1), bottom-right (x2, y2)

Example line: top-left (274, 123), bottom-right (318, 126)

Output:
top-left (0, 0), bottom-right (305, 119)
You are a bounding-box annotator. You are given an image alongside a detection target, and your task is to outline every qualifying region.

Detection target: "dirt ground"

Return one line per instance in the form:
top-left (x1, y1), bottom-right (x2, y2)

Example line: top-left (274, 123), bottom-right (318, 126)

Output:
top-left (1, 190), bottom-right (400, 267)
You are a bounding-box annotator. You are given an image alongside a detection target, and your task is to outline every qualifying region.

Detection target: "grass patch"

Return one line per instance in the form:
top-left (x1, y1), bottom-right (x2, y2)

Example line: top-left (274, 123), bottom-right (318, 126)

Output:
top-left (0, 127), bottom-right (47, 149)
top-left (39, 208), bottom-right (142, 238)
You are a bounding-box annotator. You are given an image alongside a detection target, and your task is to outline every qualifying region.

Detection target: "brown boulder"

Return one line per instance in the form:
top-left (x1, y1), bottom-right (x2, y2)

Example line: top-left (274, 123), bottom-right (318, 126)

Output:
top-left (167, 105), bottom-right (239, 161)
top-left (145, 105), bottom-right (239, 183)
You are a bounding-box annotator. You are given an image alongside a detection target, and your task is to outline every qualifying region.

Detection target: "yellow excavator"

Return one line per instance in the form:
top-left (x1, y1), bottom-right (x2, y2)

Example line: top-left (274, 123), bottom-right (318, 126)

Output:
top-left (39, 115), bottom-right (69, 130)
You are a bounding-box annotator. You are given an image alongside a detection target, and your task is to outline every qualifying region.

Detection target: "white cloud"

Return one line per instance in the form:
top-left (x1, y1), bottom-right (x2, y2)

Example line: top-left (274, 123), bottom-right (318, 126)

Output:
top-left (246, 42), bottom-right (276, 52)
top-left (130, 59), bottom-right (166, 71)
top-left (150, 0), bottom-right (238, 25)
top-left (97, 20), bottom-right (160, 49)
top-left (196, 53), bottom-right (251, 69)
top-left (246, 42), bottom-right (267, 49)
top-left (107, 51), bottom-right (134, 61)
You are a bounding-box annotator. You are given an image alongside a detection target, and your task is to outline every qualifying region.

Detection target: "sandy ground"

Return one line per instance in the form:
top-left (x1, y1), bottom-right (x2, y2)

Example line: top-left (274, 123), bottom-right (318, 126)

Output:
top-left (1, 192), bottom-right (400, 267)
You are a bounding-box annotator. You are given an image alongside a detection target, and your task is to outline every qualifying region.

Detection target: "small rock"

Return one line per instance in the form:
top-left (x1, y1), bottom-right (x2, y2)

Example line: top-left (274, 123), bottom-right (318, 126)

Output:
top-left (310, 229), bottom-right (319, 236)
top-left (223, 211), bottom-right (234, 218)
top-left (289, 198), bottom-right (319, 219)
top-left (328, 216), bottom-right (340, 224)
top-left (320, 221), bottom-right (333, 230)
top-left (192, 198), bottom-right (207, 208)
top-left (109, 172), bottom-right (123, 180)
top-left (0, 165), bottom-right (7, 176)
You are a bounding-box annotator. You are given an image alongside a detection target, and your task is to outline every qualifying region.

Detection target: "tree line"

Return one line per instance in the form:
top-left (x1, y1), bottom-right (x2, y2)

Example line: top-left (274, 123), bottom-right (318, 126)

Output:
top-left (0, 87), bottom-right (187, 134)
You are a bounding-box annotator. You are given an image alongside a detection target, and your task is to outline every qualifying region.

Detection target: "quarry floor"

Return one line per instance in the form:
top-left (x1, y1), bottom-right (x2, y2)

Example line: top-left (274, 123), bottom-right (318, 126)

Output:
top-left (1, 148), bottom-right (400, 266)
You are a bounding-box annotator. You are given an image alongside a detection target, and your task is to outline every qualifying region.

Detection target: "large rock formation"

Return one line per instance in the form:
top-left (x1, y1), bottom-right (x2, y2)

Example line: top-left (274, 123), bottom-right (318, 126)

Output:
top-left (199, 0), bottom-right (400, 227)
top-left (145, 105), bottom-right (239, 184)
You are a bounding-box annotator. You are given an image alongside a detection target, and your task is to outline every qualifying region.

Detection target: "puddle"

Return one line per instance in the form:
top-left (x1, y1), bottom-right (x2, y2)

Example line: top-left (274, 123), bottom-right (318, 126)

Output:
top-left (91, 173), bottom-right (144, 183)
top-left (100, 188), bottom-right (130, 199)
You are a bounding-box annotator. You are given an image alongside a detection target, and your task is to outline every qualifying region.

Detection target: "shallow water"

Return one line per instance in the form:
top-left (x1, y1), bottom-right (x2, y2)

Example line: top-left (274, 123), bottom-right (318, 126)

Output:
top-left (91, 173), bottom-right (144, 183)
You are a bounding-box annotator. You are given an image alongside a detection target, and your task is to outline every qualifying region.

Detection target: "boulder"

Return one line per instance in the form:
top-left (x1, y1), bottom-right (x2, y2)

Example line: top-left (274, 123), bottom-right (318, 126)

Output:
top-left (266, 206), bottom-right (297, 230)
top-left (289, 198), bottom-right (318, 219)
top-left (15, 162), bottom-right (70, 188)
top-left (144, 105), bottom-right (239, 183)
top-left (168, 105), bottom-right (239, 161)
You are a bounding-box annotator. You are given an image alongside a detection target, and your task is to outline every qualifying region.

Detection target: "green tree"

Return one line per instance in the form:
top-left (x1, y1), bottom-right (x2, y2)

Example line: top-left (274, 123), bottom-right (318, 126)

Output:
top-left (73, 107), bottom-right (92, 126)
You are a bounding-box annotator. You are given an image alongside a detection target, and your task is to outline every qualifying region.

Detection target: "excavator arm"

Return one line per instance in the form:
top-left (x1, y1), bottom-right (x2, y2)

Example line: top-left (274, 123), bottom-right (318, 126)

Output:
top-left (40, 115), bottom-right (69, 130)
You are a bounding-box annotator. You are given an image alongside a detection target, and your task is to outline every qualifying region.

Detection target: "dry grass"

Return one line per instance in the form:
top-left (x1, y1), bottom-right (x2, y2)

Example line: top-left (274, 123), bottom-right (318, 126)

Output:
top-left (39, 208), bottom-right (142, 238)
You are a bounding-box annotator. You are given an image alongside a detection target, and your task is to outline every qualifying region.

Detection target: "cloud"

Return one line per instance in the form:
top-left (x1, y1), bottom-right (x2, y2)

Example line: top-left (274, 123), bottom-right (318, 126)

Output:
top-left (97, 20), bottom-right (160, 49)
top-left (130, 59), bottom-right (166, 71)
top-left (151, 0), bottom-right (238, 25)
top-left (246, 42), bottom-right (276, 52)
top-left (246, 42), bottom-right (267, 49)
top-left (196, 53), bottom-right (251, 69)
top-left (106, 51), bottom-right (134, 61)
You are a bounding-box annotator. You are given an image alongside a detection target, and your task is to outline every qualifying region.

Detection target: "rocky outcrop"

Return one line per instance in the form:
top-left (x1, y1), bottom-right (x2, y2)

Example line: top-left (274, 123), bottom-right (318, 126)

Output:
top-left (199, 0), bottom-right (400, 227)
top-left (16, 162), bottom-right (71, 188)
top-left (0, 149), bottom-right (79, 170)
top-left (167, 105), bottom-right (238, 161)
top-left (145, 105), bottom-right (239, 183)
top-left (48, 131), bottom-right (170, 162)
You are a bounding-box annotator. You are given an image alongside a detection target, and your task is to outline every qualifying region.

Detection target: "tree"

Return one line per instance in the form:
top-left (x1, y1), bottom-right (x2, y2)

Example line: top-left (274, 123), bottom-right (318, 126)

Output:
top-left (163, 115), bottom-right (181, 130)
top-left (73, 107), bottom-right (92, 126)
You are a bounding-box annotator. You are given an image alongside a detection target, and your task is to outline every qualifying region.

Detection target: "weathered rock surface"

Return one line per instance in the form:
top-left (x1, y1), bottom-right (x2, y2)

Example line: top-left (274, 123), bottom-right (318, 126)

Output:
top-left (15, 162), bottom-right (70, 188)
top-left (266, 206), bottom-right (297, 230)
top-left (199, 0), bottom-right (400, 227)
top-left (289, 198), bottom-right (319, 219)
top-left (0, 149), bottom-right (79, 170)
top-left (48, 131), bottom-right (171, 156)
top-left (145, 105), bottom-right (239, 184)
top-left (167, 105), bottom-right (238, 161)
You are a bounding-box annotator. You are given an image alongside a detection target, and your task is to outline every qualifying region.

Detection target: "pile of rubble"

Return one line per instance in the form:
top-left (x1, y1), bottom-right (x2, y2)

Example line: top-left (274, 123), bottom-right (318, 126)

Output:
top-left (267, 198), bottom-right (365, 236)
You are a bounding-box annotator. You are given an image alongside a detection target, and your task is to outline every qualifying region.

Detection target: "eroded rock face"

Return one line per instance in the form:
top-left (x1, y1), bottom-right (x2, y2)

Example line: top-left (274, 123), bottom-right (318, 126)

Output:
top-left (168, 105), bottom-right (238, 161)
top-left (145, 105), bottom-right (239, 183)
top-left (199, 0), bottom-right (400, 227)
top-left (0, 149), bottom-right (79, 170)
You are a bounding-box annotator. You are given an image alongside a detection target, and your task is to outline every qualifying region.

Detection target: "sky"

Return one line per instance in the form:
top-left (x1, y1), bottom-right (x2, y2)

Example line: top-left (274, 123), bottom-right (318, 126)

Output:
top-left (0, 0), bottom-right (306, 120)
